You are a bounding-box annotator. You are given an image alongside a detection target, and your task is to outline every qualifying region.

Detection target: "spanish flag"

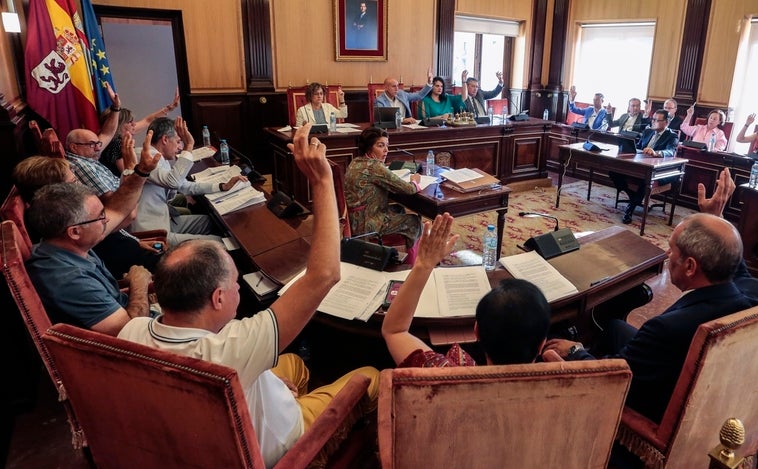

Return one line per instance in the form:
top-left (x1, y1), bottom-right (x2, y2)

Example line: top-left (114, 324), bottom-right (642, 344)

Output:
top-left (24, 0), bottom-right (99, 140)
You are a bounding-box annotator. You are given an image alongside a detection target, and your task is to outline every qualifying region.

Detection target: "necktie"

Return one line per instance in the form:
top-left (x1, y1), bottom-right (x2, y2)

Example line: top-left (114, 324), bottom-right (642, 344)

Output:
top-left (647, 132), bottom-right (660, 149)
top-left (468, 97), bottom-right (477, 116)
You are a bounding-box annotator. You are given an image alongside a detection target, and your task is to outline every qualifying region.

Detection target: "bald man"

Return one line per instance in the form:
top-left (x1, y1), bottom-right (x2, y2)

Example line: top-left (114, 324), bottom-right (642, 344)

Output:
top-left (545, 208), bottom-right (757, 423)
top-left (374, 68), bottom-right (434, 124)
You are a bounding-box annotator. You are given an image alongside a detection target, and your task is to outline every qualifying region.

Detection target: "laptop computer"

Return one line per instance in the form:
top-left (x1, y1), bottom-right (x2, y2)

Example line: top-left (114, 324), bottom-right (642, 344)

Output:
top-left (373, 106), bottom-right (399, 129)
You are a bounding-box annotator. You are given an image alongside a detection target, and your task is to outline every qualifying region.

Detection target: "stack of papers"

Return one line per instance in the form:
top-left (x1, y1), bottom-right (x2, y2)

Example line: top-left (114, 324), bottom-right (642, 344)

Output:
top-left (499, 251), bottom-right (579, 302)
top-left (192, 165), bottom-right (243, 185)
top-left (439, 168), bottom-right (501, 193)
top-left (206, 181), bottom-right (265, 215)
top-left (190, 146), bottom-right (217, 162)
top-left (279, 263), bottom-right (491, 321)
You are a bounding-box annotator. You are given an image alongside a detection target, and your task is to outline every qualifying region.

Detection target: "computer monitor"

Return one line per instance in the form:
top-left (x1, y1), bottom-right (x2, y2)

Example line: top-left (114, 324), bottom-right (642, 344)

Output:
top-left (373, 106), bottom-right (399, 129)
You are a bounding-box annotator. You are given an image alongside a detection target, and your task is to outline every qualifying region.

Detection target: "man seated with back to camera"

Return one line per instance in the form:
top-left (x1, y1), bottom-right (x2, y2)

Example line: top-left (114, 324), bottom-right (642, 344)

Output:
top-left (24, 133), bottom-right (162, 336)
top-left (13, 143), bottom-right (163, 279)
top-left (381, 213), bottom-right (551, 367)
top-left (118, 123), bottom-right (380, 468)
top-left (609, 109), bottom-right (679, 224)
top-left (543, 167), bottom-right (758, 425)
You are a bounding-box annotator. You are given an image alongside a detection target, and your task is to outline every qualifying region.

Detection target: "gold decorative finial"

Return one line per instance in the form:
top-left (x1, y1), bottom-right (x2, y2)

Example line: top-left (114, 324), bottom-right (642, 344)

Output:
top-left (708, 418), bottom-right (746, 469)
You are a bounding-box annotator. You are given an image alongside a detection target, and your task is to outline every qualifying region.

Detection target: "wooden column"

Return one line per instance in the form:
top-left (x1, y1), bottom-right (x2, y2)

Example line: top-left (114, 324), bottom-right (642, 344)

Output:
top-left (674, 0), bottom-right (712, 102)
top-left (436, 0), bottom-right (455, 83)
top-left (243, 0), bottom-right (274, 91)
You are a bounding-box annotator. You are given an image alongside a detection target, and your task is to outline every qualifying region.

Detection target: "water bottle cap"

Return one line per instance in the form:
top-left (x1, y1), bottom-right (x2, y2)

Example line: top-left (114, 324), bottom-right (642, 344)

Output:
top-left (220, 139), bottom-right (227, 142)
top-left (203, 125), bottom-right (208, 129)
top-left (487, 224), bottom-right (495, 230)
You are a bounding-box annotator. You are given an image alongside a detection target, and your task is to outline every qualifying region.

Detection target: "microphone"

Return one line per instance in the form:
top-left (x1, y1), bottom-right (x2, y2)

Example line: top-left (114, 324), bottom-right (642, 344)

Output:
top-left (519, 211), bottom-right (559, 231)
top-left (214, 132), bottom-right (266, 183)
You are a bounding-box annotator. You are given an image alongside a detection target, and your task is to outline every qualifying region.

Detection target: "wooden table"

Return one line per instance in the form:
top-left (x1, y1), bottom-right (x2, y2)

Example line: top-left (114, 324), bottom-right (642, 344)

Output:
top-left (391, 179), bottom-right (511, 259)
top-left (314, 226), bottom-right (666, 345)
top-left (557, 142), bottom-right (688, 235)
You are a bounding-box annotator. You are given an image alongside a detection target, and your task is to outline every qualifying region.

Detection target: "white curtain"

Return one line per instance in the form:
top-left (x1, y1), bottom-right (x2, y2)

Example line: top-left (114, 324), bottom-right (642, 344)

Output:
top-left (728, 18), bottom-right (758, 154)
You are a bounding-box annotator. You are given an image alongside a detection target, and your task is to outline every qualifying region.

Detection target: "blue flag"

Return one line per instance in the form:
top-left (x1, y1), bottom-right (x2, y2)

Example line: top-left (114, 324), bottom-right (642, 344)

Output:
top-left (80, 0), bottom-right (115, 112)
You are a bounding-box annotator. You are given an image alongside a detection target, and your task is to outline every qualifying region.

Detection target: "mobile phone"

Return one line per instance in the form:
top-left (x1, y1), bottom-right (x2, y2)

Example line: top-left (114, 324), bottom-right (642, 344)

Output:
top-left (382, 280), bottom-right (404, 309)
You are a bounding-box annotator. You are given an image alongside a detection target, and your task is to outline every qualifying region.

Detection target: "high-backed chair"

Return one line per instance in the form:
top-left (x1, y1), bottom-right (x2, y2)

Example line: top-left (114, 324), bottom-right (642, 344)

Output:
top-left (616, 306), bottom-right (758, 468)
top-left (486, 97), bottom-right (509, 116)
top-left (378, 359), bottom-right (632, 468)
top-left (0, 187), bottom-right (33, 253)
top-left (286, 84), bottom-right (342, 127)
top-left (29, 120), bottom-right (65, 159)
top-left (565, 101), bottom-right (591, 125)
top-left (42, 322), bottom-right (374, 469)
top-left (0, 220), bottom-right (86, 448)
top-left (692, 117), bottom-right (734, 142)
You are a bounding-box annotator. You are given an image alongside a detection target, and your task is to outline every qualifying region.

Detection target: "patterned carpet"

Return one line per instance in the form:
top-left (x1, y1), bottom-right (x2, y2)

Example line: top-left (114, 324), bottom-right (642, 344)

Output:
top-left (443, 180), bottom-right (696, 266)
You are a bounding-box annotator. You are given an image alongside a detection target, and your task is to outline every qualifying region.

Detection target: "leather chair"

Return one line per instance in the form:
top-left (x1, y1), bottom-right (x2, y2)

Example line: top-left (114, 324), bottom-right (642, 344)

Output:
top-left (565, 101), bottom-right (592, 125)
top-left (42, 322), bottom-right (374, 469)
top-left (29, 120), bottom-right (66, 159)
top-left (616, 306), bottom-right (758, 468)
top-left (286, 84), bottom-right (343, 127)
top-left (378, 359), bottom-right (631, 468)
top-left (0, 220), bottom-right (86, 448)
top-left (485, 97), bottom-right (509, 116)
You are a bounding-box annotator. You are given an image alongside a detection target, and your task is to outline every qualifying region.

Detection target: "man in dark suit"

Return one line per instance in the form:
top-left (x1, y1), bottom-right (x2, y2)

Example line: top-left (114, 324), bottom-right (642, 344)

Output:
top-left (609, 109), bottom-right (679, 224)
top-left (664, 98), bottom-right (683, 131)
top-left (605, 97), bottom-right (650, 133)
top-left (460, 70), bottom-right (503, 117)
top-left (543, 168), bottom-right (757, 424)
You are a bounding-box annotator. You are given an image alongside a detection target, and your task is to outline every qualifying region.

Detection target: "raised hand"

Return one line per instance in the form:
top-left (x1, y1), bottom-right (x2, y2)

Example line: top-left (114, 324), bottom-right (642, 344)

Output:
top-left (121, 131), bottom-right (137, 170)
top-left (461, 69), bottom-right (468, 83)
top-left (698, 167), bottom-right (735, 217)
top-left (747, 113), bottom-right (756, 126)
top-left (105, 82), bottom-right (121, 109)
top-left (287, 123), bottom-right (332, 184)
top-left (137, 130), bottom-right (161, 174)
top-left (415, 213), bottom-right (459, 270)
top-left (569, 85), bottom-right (577, 101)
top-left (427, 67), bottom-right (433, 84)
top-left (495, 71), bottom-right (503, 83)
top-left (174, 116), bottom-right (195, 152)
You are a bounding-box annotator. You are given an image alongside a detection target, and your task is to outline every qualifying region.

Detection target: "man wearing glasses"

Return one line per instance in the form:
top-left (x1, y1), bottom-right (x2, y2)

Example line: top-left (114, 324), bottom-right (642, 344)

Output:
top-left (609, 109), bottom-right (679, 224)
top-left (25, 135), bottom-right (162, 336)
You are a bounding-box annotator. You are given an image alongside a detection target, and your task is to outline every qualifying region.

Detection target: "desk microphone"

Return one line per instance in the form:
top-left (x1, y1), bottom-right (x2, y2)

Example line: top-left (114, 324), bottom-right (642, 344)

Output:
top-left (214, 132), bottom-right (266, 183)
top-left (393, 147), bottom-right (422, 173)
top-left (519, 211), bottom-right (559, 231)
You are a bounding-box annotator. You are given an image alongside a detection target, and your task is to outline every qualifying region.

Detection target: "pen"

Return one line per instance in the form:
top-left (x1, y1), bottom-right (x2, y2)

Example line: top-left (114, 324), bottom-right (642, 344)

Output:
top-left (255, 275), bottom-right (264, 287)
top-left (590, 276), bottom-right (611, 286)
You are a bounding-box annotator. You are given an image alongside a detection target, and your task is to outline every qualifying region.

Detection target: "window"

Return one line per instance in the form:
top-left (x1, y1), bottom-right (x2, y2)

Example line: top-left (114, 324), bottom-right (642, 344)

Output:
top-left (728, 18), bottom-right (758, 154)
top-left (571, 23), bottom-right (655, 112)
top-left (453, 16), bottom-right (518, 91)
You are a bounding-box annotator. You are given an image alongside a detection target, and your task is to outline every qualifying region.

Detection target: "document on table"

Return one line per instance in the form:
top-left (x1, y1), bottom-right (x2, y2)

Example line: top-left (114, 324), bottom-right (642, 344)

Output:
top-left (434, 266), bottom-right (491, 317)
top-left (192, 165), bottom-right (242, 184)
top-left (190, 146), bottom-right (217, 161)
top-left (402, 123), bottom-right (426, 129)
top-left (499, 251), bottom-right (579, 302)
top-left (400, 174), bottom-right (439, 190)
top-left (439, 168), bottom-right (481, 184)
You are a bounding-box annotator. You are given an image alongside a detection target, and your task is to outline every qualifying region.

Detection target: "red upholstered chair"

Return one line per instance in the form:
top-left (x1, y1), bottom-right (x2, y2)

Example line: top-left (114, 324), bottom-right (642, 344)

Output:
top-left (486, 98), bottom-right (509, 115)
top-left (0, 220), bottom-right (86, 448)
top-left (29, 120), bottom-right (65, 159)
top-left (0, 187), bottom-right (33, 253)
top-left (693, 117), bottom-right (733, 142)
top-left (42, 322), bottom-right (374, 469)
top-left (378, 359), bottom-right (632, 468)
top-left (286, 84), bottom-right (342, 127)
top-left (565, 101), bottom-right (591, 125)
top-left (616, 306), bottom-right (758, 468)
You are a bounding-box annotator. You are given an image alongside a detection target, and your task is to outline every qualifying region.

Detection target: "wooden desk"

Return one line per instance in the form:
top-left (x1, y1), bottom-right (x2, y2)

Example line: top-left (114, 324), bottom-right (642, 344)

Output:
top-left (314, 226), bottom-right (666, 345)
top-left (265, 118), bottom-right (549, 207)
top-left (557, 142), bottom-right (688, 235)
top-left (738, 183), bottom-right (758, 277)
top-left (391, 181), bottom-right (511, 259)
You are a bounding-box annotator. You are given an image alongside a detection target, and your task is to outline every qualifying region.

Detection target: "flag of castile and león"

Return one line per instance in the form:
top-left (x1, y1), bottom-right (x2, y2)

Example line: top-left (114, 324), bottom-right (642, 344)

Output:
top-left (24, 0), bottom-right (100, 140)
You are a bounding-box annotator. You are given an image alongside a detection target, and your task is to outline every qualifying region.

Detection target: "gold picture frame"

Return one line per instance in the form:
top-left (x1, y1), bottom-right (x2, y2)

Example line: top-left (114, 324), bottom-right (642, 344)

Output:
top-left (335, 0), bottom-right (387, 61)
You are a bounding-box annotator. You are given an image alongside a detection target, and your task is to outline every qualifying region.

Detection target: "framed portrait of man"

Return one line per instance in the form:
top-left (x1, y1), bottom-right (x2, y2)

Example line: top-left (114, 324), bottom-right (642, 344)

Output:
top-left (335, 0), bottom-right (387, 61)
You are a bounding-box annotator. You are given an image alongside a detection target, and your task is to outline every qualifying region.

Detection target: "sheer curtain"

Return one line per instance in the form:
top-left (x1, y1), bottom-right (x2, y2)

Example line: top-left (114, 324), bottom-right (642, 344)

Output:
top-left (572, 23), bottom-right (655, 111)
top-left (728, 18), bottom-right (758, 154)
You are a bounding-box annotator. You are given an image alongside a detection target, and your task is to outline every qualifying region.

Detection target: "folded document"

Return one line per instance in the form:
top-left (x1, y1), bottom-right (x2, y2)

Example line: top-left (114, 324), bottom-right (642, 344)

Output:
top-left (206, 181), bottom-right (265, 215)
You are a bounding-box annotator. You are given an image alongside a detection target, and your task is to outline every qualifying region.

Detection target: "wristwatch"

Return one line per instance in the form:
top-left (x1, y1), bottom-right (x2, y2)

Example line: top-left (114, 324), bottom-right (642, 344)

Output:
top-left (568, 343), bottom-right (584, 356)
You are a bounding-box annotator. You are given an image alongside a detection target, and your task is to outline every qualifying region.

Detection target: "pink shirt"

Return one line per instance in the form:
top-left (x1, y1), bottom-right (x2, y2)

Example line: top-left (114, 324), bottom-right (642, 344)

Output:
top-left (679, 123), bottom-right (728, 151)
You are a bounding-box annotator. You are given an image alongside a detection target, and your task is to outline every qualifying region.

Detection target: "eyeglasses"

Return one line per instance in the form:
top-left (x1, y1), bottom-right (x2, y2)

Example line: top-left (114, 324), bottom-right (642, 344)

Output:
top-left (69, 210), bottom-right (106, 227)
top-left (655, 118), bottom-right (668, 122)
top-left (73, 140), bottom-right (103, 149)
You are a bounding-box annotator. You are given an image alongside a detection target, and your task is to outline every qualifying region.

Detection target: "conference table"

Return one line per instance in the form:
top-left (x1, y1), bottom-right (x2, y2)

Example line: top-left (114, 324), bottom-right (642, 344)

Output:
top-left (557, 142), bottom-right (688, 236)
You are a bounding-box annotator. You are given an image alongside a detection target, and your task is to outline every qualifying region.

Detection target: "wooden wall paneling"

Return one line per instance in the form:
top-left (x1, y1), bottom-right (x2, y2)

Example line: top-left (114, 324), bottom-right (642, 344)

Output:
top-left (674, 0), bottom-right (712, 101)
top-left (436, 0), bottom-right (456, 81)
top-left (243, 0), bottom-right (274, 90)
top-left (190, 96), bottom-right (245, 154)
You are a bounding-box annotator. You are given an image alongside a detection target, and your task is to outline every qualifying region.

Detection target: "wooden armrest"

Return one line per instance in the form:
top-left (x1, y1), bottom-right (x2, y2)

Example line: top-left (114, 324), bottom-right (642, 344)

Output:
top-left (620, 406), bottom-right (668, 451)
top-left (274, 374), bottom-right (370, 468)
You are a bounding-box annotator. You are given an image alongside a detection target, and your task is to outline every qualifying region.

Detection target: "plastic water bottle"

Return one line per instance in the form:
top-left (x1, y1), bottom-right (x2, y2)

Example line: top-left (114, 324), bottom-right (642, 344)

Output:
top-left (482, 225), bottom-right (497, 271)
top-left (219, 139), bottom-right (230, 165)
top-left (543, 108), bottom-right (550, 121)
top-left (708, 132), bottom-right (716, 152)
top-left (750, 161), bottom-right (758, 189)
top-left (201, 125), bottom-right (211, 147)
top-left (487, 106), bottom-right (494, 124)
top-left (395, 109), bottom-right (402, 129)
top-left (425, 150), bottom-right (435, 176)
top-left (329, 112), bottom-right (337, 132)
